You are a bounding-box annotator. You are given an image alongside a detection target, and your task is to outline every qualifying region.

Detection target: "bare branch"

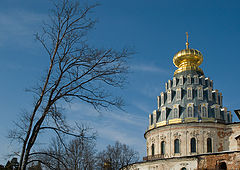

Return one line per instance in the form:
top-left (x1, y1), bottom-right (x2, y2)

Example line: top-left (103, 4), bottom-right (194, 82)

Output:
top-left (28, 152), bottom-right (68, 170)
top-left (12, 1), bottom-right (132, 169)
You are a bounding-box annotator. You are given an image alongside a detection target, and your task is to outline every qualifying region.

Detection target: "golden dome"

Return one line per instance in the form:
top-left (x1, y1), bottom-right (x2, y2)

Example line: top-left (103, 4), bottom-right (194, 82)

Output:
top-left (173, 33), bottom-right (203, 75)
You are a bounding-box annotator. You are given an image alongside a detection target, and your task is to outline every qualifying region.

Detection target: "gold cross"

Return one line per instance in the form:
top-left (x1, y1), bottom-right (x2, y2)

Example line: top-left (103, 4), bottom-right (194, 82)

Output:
top-left (186, 32), bottom-right (189, 49)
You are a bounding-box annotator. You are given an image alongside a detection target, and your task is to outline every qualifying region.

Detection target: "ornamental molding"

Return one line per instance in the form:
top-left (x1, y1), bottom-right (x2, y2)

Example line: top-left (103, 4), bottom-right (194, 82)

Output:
top-left (204, 130), bottom-right (214, 137)
top-left (160, 134), bottom-right (166, 141)
top-left (151, 137), bottom-right (155, 144)
top-left (173, 132), bottom-right (181, 139)
top-left (180, 163), bottom-right (189, 166)
top-left (190, 130), bottom-right (199, 137)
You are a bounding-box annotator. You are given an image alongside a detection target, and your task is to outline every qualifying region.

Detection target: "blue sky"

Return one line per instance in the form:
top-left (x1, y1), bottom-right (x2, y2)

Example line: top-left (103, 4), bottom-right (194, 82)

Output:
top-left (1, 0), bottom-right (240, 164)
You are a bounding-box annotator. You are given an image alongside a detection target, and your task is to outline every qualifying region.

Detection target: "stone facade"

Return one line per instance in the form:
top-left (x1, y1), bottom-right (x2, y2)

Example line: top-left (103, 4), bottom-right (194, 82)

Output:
top-left (198, 152), bottom-right (240, 169)
top-left (145, 122), bottom-right (234, 158)
top-left (123, 151), bottom-right (240, 170)
top-left (126, 157), bottom-right (198, 170)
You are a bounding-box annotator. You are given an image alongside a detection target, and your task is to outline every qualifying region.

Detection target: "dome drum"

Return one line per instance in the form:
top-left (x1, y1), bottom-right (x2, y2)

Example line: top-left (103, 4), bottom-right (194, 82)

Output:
top-left (144, 122), bottom-right (235, 160)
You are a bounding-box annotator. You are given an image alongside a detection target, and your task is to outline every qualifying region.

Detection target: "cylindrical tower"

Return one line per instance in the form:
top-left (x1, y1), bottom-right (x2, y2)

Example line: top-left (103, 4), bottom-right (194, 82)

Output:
top-left (144, 34), bottom-right (232, 160)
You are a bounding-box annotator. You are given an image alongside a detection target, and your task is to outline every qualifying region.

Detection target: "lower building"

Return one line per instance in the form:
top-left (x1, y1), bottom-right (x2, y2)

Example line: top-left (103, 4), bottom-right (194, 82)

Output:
top-left (125, 151), bottom-right (240, 169)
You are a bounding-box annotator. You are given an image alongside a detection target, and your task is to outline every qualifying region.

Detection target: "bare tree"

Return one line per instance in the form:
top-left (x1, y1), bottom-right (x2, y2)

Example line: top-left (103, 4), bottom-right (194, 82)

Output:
top-left (96, 141), bottom-right (139, 170)
top-left (9, 0), bottom-right (132, 169)
top-left (66, 135), bottom-right (97, 170)
top-left (33, 126), bottom-right (96, 170)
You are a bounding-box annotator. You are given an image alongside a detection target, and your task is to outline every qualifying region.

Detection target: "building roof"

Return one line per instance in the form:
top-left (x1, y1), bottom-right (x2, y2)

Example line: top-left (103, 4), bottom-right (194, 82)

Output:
top-left (148, 33), bottom-right (232, 131)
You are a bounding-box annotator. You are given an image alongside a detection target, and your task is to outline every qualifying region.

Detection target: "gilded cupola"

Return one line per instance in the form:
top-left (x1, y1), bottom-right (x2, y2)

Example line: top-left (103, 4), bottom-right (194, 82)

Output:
top-left (173, 32), bottom-right (203, 75)
top-left (147, 32), bottom-right (232, 133)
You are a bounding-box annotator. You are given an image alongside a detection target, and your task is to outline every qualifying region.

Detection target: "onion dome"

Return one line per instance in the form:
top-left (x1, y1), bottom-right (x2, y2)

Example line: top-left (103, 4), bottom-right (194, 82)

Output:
top-left (173, 33), bottom-right (203, 75)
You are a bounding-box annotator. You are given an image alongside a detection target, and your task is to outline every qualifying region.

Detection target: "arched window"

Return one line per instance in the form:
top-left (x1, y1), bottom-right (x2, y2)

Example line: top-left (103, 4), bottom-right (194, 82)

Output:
top-left (173, 77), bottom-right (177, 87)
top-left (201, 76), bottom-right (205, 85)
top-left (167, 90), bottom-right (172, 103)
top-left (202, 106), bottom-right (207, 117)
top-left (174, 139), bottom-right (180, 153)
top-left (161, 108), bottom-right (166, 121)
top-left (161, 92), bottom-right (164, 106)
top-left (207, 138), bottom-right (212, 153)
top-left (187, 75), bottom-right (191, 84)
top-left (214, 106), bottom-right (220, 119)
top-left (179, 75), bottom-right (184, 85)
top-left (174, 108), bottom-right (178, 118)
top-left (188, 106), bottom-right (193, 117)
top-left (187, 88), bottom-right (192, 99)
top-left (181, 168), bottom-right (186, 170)
top-left (176, 88), bottom-right (181, 101)
top-left (151, 144), bottom-right (155, 156)
top-left (191, 138), bottom-right (196, 153)
top-left (198, 86), bottom-right (203, 100)
top-left (208, 88), bottom-right (212, 101)
top-left (194, 75), bottom-right (199, 84)
top-left (161, 141), bottom-right (165, 155)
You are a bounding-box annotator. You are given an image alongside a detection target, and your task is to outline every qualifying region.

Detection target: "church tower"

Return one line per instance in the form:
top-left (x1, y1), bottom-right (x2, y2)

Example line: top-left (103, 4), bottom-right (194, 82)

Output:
top-left (122, 34), bottom-right (240, 170)
top-left (149, 33), bottom-right (231, 131)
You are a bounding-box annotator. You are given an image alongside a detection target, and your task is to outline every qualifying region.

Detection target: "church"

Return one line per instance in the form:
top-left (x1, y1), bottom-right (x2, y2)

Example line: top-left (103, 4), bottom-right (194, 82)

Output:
top-left (123, 34), bottom-right (240, 170)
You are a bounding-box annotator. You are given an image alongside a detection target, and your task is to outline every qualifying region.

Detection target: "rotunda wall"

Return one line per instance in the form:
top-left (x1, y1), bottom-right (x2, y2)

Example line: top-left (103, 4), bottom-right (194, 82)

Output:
top-left (145, 122), bottom-right (230, 158)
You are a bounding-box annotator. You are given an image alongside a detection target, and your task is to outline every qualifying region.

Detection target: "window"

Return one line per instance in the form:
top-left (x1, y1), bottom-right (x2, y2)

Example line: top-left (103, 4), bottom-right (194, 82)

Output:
top-left (187, 104), bottom-right (194, 117)
top-left (198, 86), bottom-right (203, 100)
top-left (176, 88), bottom-right (181, 101)
top-left (161, 141), bottom-right (165, 155)
top-left (220, 111), bottom-right (225, 120)
top-left (167, 90), bottom-right (172, 103)
top-left (188, 107), bottom-right (193, 117)
top-left (208, 88), bottom-right (212, 101)
top-left (151, 144), bottom-right (155, 156)
top-left (202, 107), bottom-right (207, 117)
top-left (201, 105), bottom-right (207, 117)
top-left (187, 87), bottom-right (193, 100)
top-left (191, 138), bottom-right (196, 153)
top-left (187, 75), bottom-right (191, 84)
top-left (173, 104), bottom-right (179, 118)
top-left (214, 106), bottom-right (220, 119)
top-left (201, 76), bottom-right (205, 85)
top-left (174, 108), bottom-right (178, 118)
top-left (173, 77), bottom-right (177, 87)
top-left (214, 90), bottom-right (219, 104)
top-left (210, 80), bottom-right (213, 87)
top-left (220, 93), bottom-right (223, 106)
top-left (207, 138), bottom-right (212, 153)
top-left (161, 107), bottom-right (166, 121)
top-left (179, 76), bottom-right (184, 85)
top-left (174, 139), bottom-right (180, 153)
top-left (181, 168), bottom-right (187, 170)
top-left (206, 78), bottom-right (210, 87)
top-left (161, 93), bottom-right (164, 106)
top-left (194, 75), bottom-right (199, 84)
